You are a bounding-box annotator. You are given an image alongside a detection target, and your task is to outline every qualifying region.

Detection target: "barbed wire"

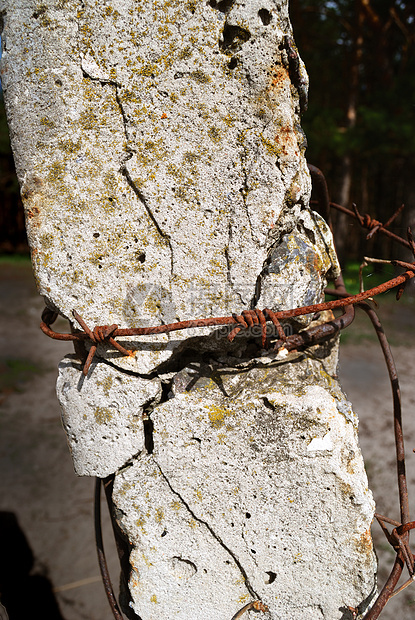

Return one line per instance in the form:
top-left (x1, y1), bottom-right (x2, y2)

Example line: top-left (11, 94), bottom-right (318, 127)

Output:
top-left (41, 165), bottom-right (415, 619)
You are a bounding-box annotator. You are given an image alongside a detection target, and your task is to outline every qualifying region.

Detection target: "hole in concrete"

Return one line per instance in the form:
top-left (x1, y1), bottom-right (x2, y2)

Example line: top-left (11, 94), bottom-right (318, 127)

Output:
top-left (221, 24), bottom-right (251, 52)
top-left (228, 57), bottom-right (238, 70)
top-left (171, 557), bottom-right (197, 579)
top-left (258, 8), bottom-right (272, 25)
top-left (251, 549), bottom-right (256, 554)
top-left (143, 417), bottom-right (154, 454)
top-left (161, 530), bottom-right (167, 537)
top-left (55, 79), bottom-right (63, 86)
top-left (93, 232), bottom-right (100, 238)
top-left (160, 379), bottom-right (174, 402)
top-left (32, 7), bottom-right (47, 18)
top-left (191, 437), bottom-right (202, 443)
top-left (209, 0), bottom-right (235, 12)
top-left (262, 397), bottom-right (275, 411)
top-left (265, 571), bottom-right (277, 584)
top-left (245, 512), bottom-right (251, 518)
top-left (136, 252), bottom-right (146, 263)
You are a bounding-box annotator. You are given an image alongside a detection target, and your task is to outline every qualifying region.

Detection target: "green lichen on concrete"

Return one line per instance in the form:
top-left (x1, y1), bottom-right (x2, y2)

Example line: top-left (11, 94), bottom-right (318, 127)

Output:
top-left (40, 116), bottom-right (55, 129)
top-left (96, 374), bottom-right (113, 397)
top-left (208, 126), bottom-right (222, 143)
top-left (207, 404), bottom-right (235, 429)
top-left (94, 406), bottom-right (113, 424)
top-left (39, 232), bottom-right (54, 249)
top-left (47, 161), bottom-right (66, 183)
top-left (190, 70), bottom-right (211, 84)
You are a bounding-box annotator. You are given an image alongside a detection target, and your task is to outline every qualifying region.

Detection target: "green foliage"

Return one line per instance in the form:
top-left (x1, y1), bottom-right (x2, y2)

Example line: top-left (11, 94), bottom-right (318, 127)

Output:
top-left (0, 358), bottom-right (45, 396)
top-left (0, 254), bottom-right (31, 264)
top-left (292, 0), bottom-right (415, 261)
top-left (341, 260), bottom-right (394, 296)
top-left (296, 1), bottom-right (415, 161)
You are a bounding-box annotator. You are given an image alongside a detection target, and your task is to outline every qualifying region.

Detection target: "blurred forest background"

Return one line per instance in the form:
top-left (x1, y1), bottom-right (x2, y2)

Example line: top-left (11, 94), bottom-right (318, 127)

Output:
top-left (0, 95), bottom-right (26, 255)
top-left (291, 0), bottom-right (415, 266)
top-left (0, 0), bottom-right (415, 267)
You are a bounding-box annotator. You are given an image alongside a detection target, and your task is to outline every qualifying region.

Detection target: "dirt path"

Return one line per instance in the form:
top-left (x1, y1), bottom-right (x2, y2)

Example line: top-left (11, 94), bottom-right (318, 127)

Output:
top-left (0, 261), bottom-right (118, 620)
top-left (1, 260), bottom-right (415, 619)
top-left (340, 343), bottom-right (415, 618)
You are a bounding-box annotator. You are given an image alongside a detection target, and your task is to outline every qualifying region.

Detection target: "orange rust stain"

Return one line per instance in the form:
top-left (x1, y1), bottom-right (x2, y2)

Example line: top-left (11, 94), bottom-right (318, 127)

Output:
top-left (26, 206), bottom-right (40, 219)
top-left (359, 529), bottom-right (373, 553)
top-left (21, 176), bottom-right (44, 201)
top-left (274, 123), bottom-right (298, 157)
top-left (161, 112), bottom-right (167, 119)
top-left (269, 64), bottom-right (290, 90)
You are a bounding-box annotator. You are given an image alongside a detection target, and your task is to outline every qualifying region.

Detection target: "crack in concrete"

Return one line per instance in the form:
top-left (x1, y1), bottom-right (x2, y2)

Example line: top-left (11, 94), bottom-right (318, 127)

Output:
top-left (225, 223), bottom-right (245, 306)
top-left (238, 138), bottom-right (256, 247)
top-left (117, 449), bottom-right (145, 474)
top-left (79, 59), bottom-right (174, 275)
top-left (79, 64), bottom-right (135, 166)
top-left (114, 86), bottom-right (135, 165)
top-left (122, 165), bottom-right (174, 275)
top-left (154, 458), bottom-right (260, 600)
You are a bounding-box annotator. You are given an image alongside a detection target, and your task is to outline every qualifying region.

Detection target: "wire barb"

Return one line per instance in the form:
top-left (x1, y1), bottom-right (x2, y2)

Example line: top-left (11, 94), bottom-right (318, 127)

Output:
top-left (231, 600), bottom-right (269, 620)
top-left (41, 258), bottom-right (415, 376)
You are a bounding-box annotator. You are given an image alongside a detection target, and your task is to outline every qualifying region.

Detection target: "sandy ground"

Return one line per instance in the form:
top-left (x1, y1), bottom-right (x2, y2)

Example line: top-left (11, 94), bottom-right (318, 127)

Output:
top-left (0, 261), bottom-right (119, 620)
top-left (1, 259), bottom-right (415, 619)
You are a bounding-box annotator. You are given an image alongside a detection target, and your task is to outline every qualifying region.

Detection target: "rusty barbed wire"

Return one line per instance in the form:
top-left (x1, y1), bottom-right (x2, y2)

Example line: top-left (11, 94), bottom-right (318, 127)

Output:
top-left (231, 600), bottom-right (269, 619)
top-left (313, 164), bottom-right (415, 619)
top-left (41, 263), bottom-right (415, 377)
top-left (327, 199), bottom-right (409, 248)
top-left (43, 164), bottom-right (415, 619)
top-left (94, 478), bottom-right (124, 620)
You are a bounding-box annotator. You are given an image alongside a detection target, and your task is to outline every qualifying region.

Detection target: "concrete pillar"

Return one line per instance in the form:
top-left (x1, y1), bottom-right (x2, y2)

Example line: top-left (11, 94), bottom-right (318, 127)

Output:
top-left (1, 1), bottom-right (376, 617)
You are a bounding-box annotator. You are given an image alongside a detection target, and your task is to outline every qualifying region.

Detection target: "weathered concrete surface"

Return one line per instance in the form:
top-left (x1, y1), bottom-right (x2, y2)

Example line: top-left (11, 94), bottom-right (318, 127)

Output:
top-left (1, 0), bottom-right (377, 618)
top-left (0, 0), bottom-right (336, 374)
top-left (57, 355), bottom-right (161, 476)
top-left (112, 350), bottom-right (376, 619)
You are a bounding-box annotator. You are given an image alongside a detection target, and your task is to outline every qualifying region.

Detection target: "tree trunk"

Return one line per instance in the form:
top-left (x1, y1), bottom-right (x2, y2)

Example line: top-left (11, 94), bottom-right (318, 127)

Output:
top-left (1, 1), bottom-right (376, 618)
